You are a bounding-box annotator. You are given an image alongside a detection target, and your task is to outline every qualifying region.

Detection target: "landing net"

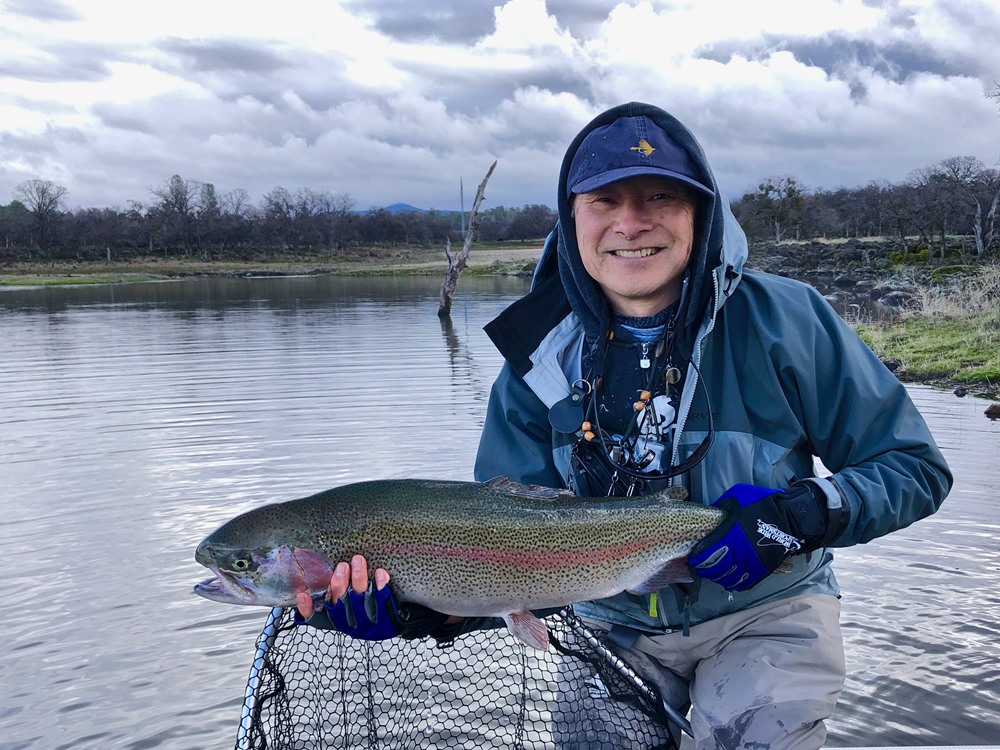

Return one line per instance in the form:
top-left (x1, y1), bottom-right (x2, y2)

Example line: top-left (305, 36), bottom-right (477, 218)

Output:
top-left (235, 607), bottom-right (682, 750)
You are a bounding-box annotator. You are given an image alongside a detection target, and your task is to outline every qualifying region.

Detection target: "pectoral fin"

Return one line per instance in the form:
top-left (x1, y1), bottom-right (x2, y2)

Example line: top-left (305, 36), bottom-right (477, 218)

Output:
top-left (627, 558), bottom-right (694, 595)
top-left (503, 609), bottom-right (550, 651)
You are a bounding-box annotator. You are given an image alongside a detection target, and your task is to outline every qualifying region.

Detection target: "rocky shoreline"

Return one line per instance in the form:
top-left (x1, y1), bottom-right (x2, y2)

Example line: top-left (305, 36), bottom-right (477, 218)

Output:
top-left (747, 239), bottom-right (921, 311)
top-left (747, 240), bottom-right (1000, 409)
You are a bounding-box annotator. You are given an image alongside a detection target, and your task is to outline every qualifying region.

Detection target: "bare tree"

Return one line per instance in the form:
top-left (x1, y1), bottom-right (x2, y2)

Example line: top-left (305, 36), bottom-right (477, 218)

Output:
top-left (972, 168), bottom-right (1000, 256)
top-left (194, 183), bottom-right (222, 256)
top-left (261, 186), bottom-right (305, 249)
top-left (881, 183), bottom-right (920, 253)
top-left (438, 161), bottom-right (497, 317)
top-left (301, 189), bottom-right (356, 252)
top-left (906, 165), bottom-right (954, 257)
top-left (923, 157), bottom-right (1000, 257)
top-left (151, 175), bottom-right (200, 254)
top-left (219, 189), bottom-right (255, 250)
top-left (13, 178), bottom-right (69, 251)
top-left (71, 207), bottom-right (124, 259)
top-left (858, 180), bottom-right (890, 238)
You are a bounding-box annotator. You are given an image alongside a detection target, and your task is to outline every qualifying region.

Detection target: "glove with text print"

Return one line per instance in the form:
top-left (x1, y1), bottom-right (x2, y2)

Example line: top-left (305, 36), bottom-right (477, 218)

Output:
top-left (689, 483), bottom-right (830, 592)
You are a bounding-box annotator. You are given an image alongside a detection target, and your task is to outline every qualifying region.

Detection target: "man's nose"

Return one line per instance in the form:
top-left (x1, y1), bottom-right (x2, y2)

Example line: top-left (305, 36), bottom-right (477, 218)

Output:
top-left (613, 201), bottom-right (653, 238)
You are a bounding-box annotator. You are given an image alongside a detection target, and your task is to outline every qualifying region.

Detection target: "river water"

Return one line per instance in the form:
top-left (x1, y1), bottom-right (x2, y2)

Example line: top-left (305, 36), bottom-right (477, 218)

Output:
top-left (0, 275), bottom-right (996, 749)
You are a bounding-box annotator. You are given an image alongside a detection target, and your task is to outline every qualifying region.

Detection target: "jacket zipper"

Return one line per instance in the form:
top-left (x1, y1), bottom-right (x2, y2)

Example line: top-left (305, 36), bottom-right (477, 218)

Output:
top-left (660, 268), bottom-right (723, 631)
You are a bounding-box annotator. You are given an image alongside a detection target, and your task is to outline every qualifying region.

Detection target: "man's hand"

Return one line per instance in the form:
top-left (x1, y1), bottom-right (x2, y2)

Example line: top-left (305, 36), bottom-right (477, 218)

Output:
top-left (689, 483), bottom-right (828, 592)
top-left (294, 555), bottom-right (404, 640)
top-left (293, 555), bottom-right (463, 643)
top-left (295, 554), bottom-right (385, 619)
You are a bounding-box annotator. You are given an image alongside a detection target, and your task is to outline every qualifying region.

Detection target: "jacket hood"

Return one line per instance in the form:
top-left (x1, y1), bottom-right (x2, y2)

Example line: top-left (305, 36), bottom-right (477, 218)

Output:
top-left (536, 102), bottom-right (747, 363)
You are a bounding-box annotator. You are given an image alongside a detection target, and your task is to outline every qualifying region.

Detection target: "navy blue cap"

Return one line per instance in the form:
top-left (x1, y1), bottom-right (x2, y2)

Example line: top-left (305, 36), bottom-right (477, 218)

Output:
top-left (567, 115), bottom-right (713, 197)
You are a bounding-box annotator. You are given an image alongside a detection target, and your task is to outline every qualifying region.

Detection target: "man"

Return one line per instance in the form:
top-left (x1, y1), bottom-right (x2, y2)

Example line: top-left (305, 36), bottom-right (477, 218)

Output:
top-left (297, 102), bottom-right (952, 749)
top-left (471, 101), bottom-right (951, 748)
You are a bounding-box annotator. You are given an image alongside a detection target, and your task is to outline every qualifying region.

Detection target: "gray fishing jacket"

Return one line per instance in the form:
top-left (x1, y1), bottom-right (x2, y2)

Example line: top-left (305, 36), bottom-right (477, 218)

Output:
top-left (474, 101), bottom-right (952, 633)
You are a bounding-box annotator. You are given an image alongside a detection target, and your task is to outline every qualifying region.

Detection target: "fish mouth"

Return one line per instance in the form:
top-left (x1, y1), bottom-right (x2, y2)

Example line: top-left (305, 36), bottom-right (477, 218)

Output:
top-left (193, 569), bottom-right (257, 605)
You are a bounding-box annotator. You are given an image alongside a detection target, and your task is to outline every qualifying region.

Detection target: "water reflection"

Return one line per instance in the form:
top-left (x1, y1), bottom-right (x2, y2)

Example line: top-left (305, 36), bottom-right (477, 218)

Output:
top-left (1, 275), bottom-right (998, 749)
top-left (828, 385), bottom-right (1000, 747)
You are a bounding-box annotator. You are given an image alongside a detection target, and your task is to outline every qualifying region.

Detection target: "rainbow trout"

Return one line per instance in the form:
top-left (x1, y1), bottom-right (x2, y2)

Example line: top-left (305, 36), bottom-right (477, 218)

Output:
top-left (193, 477), bottom-right (724, 650)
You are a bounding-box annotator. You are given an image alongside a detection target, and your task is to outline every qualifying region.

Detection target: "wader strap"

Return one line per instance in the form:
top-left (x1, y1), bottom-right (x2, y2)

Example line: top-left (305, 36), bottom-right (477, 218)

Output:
top-left (671, 585), bottom-right (693, 637)
top-left (606, 624), bottom-right (643, 650)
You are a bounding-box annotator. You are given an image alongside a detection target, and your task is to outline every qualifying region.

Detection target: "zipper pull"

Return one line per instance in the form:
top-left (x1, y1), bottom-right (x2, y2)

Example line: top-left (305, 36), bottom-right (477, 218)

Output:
top-left (639, 343), bottom-right (651, 369)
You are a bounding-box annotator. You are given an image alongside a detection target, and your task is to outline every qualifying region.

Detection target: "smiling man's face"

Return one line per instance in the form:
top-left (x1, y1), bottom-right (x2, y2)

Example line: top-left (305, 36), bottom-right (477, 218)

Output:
top-left (573, 175), bottom-right (696, 318)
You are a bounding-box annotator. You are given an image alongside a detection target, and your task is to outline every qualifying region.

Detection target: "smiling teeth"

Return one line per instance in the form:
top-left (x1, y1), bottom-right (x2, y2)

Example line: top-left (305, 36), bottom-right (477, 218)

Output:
top-left (615, 248), bottom-right (658, 258)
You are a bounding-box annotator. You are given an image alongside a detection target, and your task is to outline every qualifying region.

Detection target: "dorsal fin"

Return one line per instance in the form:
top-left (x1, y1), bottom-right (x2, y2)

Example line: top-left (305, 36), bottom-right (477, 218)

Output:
top-left (484, 476), bottom-right (576, 501)
top-left (651, 485), bottom-right (689, 502)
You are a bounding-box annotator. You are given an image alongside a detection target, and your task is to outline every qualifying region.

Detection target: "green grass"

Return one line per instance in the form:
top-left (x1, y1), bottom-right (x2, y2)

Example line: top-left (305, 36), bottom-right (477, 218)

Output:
top-left (0, 274), bottom-right (162, 286)
top-left (854, 264), bottom-right (1000, 396)
top-left (0, 244), bottom-right (545, 285)
top-left (857, 311), bottom-right (1000, 384)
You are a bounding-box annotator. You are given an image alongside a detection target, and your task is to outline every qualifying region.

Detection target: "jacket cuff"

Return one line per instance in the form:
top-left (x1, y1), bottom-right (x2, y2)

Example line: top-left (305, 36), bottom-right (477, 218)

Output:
top-left (798, 477), bottom-right (850, 547)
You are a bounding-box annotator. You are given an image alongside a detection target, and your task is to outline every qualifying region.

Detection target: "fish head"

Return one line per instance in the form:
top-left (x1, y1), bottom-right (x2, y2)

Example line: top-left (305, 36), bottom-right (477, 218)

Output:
top-left (193, 499), bottom-right (337, 607)
top-left (193, 540), bottom-right (334, 607)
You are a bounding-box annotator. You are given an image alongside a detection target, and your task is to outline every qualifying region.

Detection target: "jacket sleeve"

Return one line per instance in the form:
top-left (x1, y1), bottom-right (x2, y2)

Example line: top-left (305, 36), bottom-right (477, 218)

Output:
top-left (474, 363), bottom-right (567, 489)
top-left (775, 285), bottom-right (953, 547)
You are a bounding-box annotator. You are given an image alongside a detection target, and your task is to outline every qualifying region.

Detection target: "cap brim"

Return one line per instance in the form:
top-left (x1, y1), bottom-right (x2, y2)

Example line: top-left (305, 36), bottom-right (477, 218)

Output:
top-left (570, 166), bottom-right (713, 197)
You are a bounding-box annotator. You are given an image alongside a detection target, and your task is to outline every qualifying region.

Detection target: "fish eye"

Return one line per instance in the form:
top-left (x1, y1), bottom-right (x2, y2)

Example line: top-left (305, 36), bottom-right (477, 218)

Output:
top-left (231, 557), bottom-right (251, 571)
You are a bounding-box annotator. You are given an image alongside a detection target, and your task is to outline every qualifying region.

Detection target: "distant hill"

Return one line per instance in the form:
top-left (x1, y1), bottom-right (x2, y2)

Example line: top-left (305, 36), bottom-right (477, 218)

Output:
top-left (379, 203), bottom-right (460, 215)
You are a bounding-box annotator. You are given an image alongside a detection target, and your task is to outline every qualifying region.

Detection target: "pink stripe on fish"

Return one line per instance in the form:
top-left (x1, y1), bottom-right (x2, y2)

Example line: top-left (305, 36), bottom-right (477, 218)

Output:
top-left (379, 537), bottom-right (668, 570)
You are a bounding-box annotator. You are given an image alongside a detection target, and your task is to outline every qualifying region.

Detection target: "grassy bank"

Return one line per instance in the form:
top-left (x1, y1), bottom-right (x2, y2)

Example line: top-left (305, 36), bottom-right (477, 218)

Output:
top-left (854, 265), bottom-right (1000, 400)
top-left (0, 244), bottom-right (543, 287)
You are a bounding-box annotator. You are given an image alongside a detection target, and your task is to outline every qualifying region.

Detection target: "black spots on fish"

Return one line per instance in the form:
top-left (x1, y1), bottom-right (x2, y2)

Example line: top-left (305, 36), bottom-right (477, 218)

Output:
top-left (196, 479), bottom-right (728, 615)
top-left (208, 502), bottom-right (309, 549)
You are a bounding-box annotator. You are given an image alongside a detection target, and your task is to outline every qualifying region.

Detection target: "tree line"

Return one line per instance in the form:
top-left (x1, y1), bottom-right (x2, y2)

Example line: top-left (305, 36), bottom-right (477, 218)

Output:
top-left (731, 156), bottom-right (1000, 258)
top-left (0, 175), bottom-right (561, 261)
top-left (2, 154), bottom-right (999, 262)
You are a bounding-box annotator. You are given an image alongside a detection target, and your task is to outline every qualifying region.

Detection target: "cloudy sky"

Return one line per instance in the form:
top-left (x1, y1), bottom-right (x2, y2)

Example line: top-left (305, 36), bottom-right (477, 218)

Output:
top-left (2, 0), bottom-right (999, 213)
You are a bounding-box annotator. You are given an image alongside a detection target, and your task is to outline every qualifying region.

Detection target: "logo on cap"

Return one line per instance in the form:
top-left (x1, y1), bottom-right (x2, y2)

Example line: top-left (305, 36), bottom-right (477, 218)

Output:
top-left (566, 114), bottom-right (714, 197)
top-left (629, 138), bottom-right (655, 157)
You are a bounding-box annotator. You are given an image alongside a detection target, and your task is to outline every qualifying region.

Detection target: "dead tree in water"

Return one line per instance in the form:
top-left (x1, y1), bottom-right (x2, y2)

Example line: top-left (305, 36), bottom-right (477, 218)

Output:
top-left (438, 161), bottom-right (497, 318)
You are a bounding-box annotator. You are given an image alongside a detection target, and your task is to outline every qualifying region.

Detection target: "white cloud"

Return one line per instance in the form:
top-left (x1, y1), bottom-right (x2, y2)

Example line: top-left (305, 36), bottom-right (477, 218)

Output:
top-left (1, 0), bottom-right (998, 210)
top-left (479, 0), bottom-right (578, 53)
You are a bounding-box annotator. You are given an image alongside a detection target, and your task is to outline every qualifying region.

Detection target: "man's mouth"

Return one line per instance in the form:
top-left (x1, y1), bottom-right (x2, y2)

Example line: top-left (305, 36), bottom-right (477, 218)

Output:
top-left (612, 247), bottom-right (661, 258)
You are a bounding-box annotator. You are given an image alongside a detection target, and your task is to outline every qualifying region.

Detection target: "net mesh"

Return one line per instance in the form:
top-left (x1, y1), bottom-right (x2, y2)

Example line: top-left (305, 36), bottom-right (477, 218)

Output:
top-left (236, 607), bottom-right (681, 750)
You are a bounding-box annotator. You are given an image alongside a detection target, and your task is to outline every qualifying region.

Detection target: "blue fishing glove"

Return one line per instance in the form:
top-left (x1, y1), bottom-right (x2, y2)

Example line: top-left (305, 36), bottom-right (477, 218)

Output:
top-left (294, 582), bottom-right (404, 640)
top-left (294, 583), bottom-right (466, 644)
top-left (689, 483), bottom-right (832, 592)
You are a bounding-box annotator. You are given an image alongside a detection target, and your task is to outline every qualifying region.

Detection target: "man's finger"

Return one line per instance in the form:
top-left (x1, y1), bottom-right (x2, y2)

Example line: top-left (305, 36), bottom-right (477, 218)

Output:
top-left (329, 561), bottom-right (350, 600)
top-left (295, 590), bottom-right (314, 619)
top-left (350, 554), bottom-right (369, 594)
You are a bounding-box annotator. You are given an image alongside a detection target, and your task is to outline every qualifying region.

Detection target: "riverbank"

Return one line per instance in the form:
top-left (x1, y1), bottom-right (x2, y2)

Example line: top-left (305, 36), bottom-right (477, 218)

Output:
top-left (853, 262), bottom-right (1000, 403)
top-left (2, 242), bottom-right (997, 403)
top-left (0, 243), bottom-right (543, 287)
